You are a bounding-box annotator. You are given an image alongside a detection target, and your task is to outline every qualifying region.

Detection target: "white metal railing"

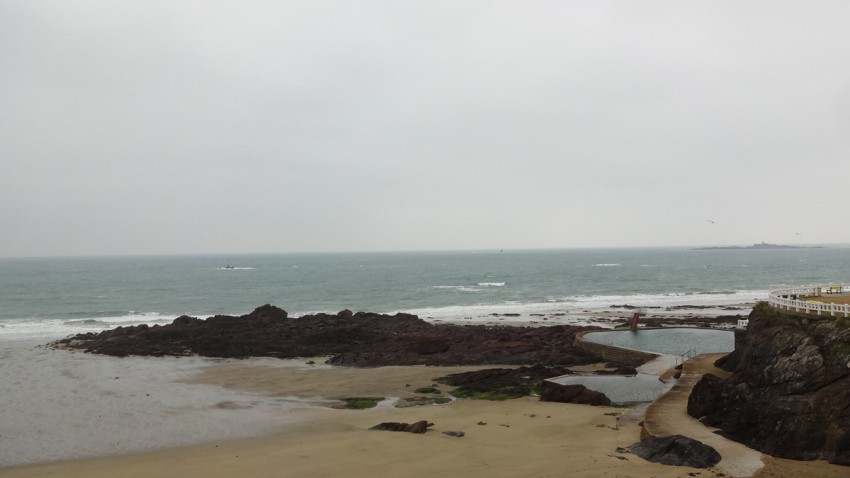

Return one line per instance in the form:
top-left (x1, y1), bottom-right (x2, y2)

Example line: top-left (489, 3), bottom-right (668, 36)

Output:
top-left (767, 285), bottom-right (850, 317)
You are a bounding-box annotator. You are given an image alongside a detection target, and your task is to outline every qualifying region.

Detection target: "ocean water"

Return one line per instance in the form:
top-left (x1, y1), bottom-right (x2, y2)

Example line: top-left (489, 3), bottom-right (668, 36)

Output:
top-left (2, 246), bottom-right (849, 340)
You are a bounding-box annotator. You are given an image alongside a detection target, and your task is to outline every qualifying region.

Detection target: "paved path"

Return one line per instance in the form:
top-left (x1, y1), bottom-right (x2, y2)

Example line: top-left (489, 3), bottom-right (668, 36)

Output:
top-left (642, 353), bottom-right (765, 478)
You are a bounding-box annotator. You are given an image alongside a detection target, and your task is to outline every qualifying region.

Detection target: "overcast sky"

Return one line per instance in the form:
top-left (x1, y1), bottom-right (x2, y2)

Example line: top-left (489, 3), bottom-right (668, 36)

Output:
top-left (2, 1), bottom-right (849, 257)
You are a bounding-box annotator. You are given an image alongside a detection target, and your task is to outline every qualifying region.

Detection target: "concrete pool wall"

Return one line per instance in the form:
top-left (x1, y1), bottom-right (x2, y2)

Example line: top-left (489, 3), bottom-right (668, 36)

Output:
top-left (574, 330), bottom-right (660, 364)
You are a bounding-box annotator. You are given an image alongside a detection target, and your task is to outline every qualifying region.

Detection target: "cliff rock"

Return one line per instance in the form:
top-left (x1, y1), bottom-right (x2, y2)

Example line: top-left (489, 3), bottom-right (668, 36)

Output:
top-left (687, 302), bottom-right (850, 465)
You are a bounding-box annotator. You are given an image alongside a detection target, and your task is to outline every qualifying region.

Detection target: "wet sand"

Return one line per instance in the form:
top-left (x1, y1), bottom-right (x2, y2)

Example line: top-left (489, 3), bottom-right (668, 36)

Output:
top-left (5, 358), bottom-right (846, 478)
top-left (4, 361), bottom-right (698, 478)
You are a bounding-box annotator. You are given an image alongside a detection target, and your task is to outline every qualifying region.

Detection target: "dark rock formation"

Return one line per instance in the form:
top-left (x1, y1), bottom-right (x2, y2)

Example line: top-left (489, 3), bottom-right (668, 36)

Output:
top-left (369, 421), bottom-right (432, 433)
top-left (437, 365), bottom-right (574, 399)
top-left (53, 305), bottom-right (604, 367)
top-left (687, 302), bottom-right (850, 465)
top-left (538, 380), bottom-right (612, 406)
top-left (628, 435), bottom-right (721, 468)
top-left (691, 242), bottom-right (819, 250)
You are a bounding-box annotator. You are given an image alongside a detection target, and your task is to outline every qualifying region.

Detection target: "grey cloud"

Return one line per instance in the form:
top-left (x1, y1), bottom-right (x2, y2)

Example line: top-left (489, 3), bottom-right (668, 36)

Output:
top-left (2, 1), bottom-right (849, 256)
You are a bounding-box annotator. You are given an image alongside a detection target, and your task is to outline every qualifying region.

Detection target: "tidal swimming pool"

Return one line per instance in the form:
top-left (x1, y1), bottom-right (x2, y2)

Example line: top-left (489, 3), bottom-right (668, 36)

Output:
top-left (582, 328), bottom-right (735, 356)
top-left (552, 328), bottom-right (735, 404)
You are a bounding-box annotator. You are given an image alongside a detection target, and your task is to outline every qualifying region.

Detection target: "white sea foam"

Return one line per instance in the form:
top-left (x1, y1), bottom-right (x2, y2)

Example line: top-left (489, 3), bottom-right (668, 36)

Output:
top-left (477, 282), bottom-right (506, 287)
top-left (593, 263), bottom-right (621, 267)
top-left (402, 289), bottom-right (764, 327)
top-left (0, 340), bottom-right (317, 467)
top-left (0, 288), bottom-right (765, 340)
top-left (0, 313), bottom-right (200, 341)
top-left (563, 289), bottom-right (766, 310)
top-left (432, 285), bottom-right (483, 292)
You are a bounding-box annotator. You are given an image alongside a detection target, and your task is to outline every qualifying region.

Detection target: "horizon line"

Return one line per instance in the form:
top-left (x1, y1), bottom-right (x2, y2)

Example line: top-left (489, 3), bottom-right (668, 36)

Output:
top-left (2, 242), bottom-right (847, 260)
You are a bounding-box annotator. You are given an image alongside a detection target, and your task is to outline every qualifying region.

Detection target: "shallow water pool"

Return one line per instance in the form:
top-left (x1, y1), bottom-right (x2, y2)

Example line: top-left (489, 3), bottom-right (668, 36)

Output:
top-left (582, 328), bottom-right (734, 356)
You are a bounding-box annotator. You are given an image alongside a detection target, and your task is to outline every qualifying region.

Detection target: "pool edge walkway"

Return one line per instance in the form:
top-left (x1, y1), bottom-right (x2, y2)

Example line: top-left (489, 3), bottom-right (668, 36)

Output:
top-left (641, 352), bottom-right (765, 478)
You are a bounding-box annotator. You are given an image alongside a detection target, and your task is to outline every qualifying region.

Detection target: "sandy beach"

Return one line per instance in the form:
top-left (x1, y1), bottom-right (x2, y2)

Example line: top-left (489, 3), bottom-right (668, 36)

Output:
top-left (3, 359), bottom-right (694, 478)
top-left (4, 353), bottom-right (848, 478)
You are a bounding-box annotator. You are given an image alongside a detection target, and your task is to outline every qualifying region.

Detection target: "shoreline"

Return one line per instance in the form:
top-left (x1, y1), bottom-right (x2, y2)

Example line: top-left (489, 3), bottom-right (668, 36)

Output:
top-left (0, 295), bottom-right (758, 341)
top-left (9, 303), bottom-right (846, 477)
top-left (407, 301), bottom-right (755, 329)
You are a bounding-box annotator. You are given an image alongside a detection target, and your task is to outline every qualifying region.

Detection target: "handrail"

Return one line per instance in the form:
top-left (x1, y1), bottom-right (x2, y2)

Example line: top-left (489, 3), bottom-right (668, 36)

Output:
top-left (767, 284), bottom-right (850, 317)
top-left (673, 348), bottom-right (698, 366)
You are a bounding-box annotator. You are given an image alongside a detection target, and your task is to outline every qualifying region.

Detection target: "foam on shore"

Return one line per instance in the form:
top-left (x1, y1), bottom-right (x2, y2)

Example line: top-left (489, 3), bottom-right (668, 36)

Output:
top-left (404, 301), bottom-right (755, 328)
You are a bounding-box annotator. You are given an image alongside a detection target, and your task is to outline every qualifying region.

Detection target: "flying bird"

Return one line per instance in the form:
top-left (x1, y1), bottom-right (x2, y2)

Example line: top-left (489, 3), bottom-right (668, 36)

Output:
top-left (707, 219), bottom-right (716, 225)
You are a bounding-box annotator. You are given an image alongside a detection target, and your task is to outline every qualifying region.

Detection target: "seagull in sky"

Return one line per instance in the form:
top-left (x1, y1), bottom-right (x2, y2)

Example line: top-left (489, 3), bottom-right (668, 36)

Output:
top-left (707, 219), bottom-right (716, 225)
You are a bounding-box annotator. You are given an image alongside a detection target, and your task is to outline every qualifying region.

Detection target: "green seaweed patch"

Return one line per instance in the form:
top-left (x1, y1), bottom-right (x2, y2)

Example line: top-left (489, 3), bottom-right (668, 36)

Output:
top-left (449, 389), bottom-right (515, 401)
top-left (414, 387), bottom-right (441, 394)
top-left (400, 396), bottom-right (453, 407)
top-left (336, 397), bottom-right (385, 409)
top-left (436, 366), bottom-right (573, 401)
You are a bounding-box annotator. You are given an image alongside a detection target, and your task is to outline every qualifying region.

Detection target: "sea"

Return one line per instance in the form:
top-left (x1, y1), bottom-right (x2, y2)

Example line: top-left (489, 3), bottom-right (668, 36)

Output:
top-left (2, 245), bottom-right (850, 467)
top-left (2, 246), bottom-right (849, 341)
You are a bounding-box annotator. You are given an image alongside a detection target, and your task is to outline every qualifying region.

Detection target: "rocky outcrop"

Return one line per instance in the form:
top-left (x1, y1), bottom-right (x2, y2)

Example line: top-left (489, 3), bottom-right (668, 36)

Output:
top-left (370, 421), bottom-right (432, 433)
top-left (437, 365), bottom-right (574, 400)
top-left (687, 302), bottom-right (850, 465)
top-left (538, 380), bottom-right (612, 406)
top-left (628, 435), bottom-right (721, 468)
top-left (54, 305), bottom-right (603, 367)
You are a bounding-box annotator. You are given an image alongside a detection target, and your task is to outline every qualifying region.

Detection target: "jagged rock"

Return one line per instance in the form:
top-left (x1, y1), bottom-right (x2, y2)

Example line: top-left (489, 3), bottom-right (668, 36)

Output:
top-left (52, 306), bottom-right (603, 367)
top-left (369, 421), bottom-right (432, 433)
top-left (687, 302), bottom-right (850, 465)
top-left (246, 304), bottom-right (288, 322)
top-left (171, 315), bottom-right (201, 327)
top-left (628, 435), bottom-right (721, 468)
top-left (538, 380), bottom-right (612, 406)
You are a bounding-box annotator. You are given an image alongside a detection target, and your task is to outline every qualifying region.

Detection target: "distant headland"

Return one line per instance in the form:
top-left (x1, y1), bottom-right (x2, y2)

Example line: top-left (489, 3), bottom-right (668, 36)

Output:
top-left (692, 242), bottom-right (822, 251)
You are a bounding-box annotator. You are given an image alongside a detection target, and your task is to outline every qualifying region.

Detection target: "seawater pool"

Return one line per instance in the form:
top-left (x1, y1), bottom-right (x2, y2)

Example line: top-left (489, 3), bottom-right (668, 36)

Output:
top-left (550, 328), bottom-right (735, 405)
top-left (582, 328), bottom-right (735, 356)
